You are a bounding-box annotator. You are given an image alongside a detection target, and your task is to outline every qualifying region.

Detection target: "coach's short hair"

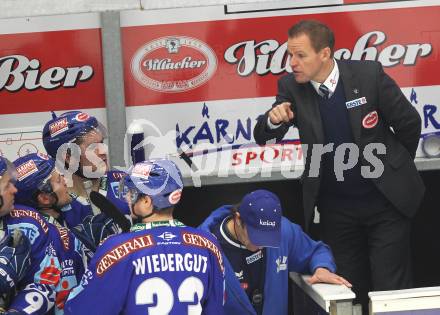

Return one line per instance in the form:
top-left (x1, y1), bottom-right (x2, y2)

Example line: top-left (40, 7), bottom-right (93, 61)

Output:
top-left (288, 20), bottom-right (335, 56)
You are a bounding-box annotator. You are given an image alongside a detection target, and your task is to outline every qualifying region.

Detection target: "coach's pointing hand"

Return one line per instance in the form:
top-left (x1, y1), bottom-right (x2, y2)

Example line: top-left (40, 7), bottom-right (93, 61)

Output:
top-left (268, 102), bottom-right (294, 125)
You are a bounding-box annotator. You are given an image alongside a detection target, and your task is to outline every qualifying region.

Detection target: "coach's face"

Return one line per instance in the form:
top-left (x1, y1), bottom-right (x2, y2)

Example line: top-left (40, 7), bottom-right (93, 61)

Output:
top-left (288, 33), bottom-right (332, 83)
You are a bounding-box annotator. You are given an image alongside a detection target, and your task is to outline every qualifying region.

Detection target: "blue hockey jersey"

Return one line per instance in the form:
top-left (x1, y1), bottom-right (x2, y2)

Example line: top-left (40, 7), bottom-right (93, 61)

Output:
top-left (98, 170), bottom-right (130, 216)
top-left (59, 193), bottom-right (93, 229)
top-left (4, 204), bottom-right (86, 315)
top-left (65, 220), bottom-right (225, 315)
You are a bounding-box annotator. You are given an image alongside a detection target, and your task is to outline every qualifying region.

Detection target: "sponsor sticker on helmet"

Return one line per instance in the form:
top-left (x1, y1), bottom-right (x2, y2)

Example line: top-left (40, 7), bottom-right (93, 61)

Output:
top-left (49, 118), bottom-right (68, 137)
top-left (37, 152), bottom-right (50, 160)
top-left (169, 189), bottom-right (182, 205)
top-left (131, 163), bottom-right (152, 179)
top-left (75, 112), bottom-right (90, 122)
top-left (131, 36), bottom-right (217, 93)
top-left (16, 160), bottom-right (38, 181)
top-left (362, 111), bottom-right (379, 129)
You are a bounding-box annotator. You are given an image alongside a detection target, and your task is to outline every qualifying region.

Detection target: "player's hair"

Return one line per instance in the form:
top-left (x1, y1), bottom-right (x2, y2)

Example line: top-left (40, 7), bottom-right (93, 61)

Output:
top-left (229, 203), bottom-right (240, 214)
top-left (138, 194), bottom-right (174, 216)
top-left (160, 207), bottom-right (174, 216)
top-left (287, 20), bottom-right (335, 56)
top-left (229, 203), bottom-right (245, 226)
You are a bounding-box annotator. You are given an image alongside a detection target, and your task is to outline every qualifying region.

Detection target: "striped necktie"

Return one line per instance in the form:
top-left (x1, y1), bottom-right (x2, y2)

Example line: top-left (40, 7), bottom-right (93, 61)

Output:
top-left (319, 84), bottom-right (330, 99)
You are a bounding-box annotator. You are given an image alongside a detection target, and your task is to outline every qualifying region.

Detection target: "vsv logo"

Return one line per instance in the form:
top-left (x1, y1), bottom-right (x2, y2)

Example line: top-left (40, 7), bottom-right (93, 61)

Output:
top-left (276, 256), bottom-right (287, 273)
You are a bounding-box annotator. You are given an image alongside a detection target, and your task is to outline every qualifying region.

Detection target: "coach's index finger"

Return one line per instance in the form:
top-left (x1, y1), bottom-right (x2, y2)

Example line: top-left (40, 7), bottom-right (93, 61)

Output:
top-left (281, 102), bottom-right (294, 121)
top-left (277, 102), bottom-right (294, 123)
top-left (269, 102), bottom-right (294, 125)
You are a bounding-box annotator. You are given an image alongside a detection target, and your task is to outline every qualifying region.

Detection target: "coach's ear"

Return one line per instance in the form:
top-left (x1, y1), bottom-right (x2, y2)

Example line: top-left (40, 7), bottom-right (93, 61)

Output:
top-left (320, 46), bottom-right (332, 62)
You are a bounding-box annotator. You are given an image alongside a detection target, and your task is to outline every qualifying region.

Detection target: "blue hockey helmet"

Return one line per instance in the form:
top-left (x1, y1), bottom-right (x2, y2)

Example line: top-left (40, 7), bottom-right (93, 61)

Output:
top-left (0, 156), bottom-right (16, 181)
top-left (42, 111), bottom-right (104, 158)
top-left (119, 159), bottom-right (183, 210)
top-left (13, 153), bottom-right (56, 206)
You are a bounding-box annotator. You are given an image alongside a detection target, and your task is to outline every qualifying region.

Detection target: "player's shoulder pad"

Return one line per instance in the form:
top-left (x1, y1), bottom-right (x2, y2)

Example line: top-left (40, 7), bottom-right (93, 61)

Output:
top-left (181, 226), bottom-right (220, 242)
top-left (7, 204), bottom-right (50, 244)
top-left (179, 227), bottom-right (224, 273)
top-left (8, 204), bottom-right (50, 233)
top-left (93, 231), bottom-right (155, 276)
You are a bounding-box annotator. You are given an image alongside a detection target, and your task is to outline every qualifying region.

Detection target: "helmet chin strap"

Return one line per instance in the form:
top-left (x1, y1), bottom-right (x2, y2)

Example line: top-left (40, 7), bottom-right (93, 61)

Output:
top-left (131, 195), bottom-right (158, 222)
top-left (37, 191), bottom-right (61, 212)
top-left (132, 206), bottom-right (157, 222)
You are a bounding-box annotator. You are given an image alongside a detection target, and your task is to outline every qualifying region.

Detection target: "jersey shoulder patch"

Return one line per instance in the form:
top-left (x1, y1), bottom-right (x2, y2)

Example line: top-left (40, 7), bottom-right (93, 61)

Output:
top-left (95, 232), bottom-right (155, 276)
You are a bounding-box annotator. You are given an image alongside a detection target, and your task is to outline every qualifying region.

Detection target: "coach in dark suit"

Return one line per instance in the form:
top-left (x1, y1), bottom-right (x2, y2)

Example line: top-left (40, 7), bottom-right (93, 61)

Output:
top-left (253, 20), bottom-right (424, 310)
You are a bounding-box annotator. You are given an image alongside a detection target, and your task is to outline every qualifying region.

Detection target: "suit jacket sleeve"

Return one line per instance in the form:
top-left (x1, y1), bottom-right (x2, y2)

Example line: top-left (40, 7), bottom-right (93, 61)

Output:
top-left (254, 77), bottom-right (296, 145)
top-left (376, 63), bottom-right (422, 158)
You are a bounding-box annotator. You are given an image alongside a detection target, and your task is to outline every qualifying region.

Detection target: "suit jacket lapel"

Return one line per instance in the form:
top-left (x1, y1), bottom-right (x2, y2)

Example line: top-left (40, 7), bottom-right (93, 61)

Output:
top-left (338, 60), bottom-right (362, 146)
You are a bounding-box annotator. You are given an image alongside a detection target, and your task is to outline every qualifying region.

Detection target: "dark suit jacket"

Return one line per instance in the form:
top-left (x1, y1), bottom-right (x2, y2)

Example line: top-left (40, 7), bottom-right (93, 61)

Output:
top-left (254, 60), bottom-right (425, 231)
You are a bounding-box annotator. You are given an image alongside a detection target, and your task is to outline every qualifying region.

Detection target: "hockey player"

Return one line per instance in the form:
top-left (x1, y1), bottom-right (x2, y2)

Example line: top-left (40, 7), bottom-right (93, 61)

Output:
top-left (11, 152), bottom-right (123, 314)
top-left (0, 157), bottom-right (31, 302)
top-left (42, 110), bottom-right (130, 216)
top-left (13, 153), bottom-right (120, 252)
top-left (0, 156), bottom-right (56, 314)
top-left (13, 153), bottom-right (92, 229)
top-left (64, 159), bottom-right (225, 315)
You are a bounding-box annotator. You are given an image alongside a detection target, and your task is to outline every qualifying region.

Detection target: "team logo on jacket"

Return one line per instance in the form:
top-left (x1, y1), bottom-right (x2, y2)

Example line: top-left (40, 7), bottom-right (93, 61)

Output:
top-left (346, 97), bottom-right (367, 109)
top-left (362, 111), bottom-right (379, 129)
top-left (131, 36), bottom-right (217, 93)
top-left (276, 256), bottom-right (287, 273)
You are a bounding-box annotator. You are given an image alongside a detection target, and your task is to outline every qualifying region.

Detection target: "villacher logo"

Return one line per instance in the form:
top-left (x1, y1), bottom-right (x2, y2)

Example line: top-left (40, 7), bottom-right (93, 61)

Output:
top-left (131, 36), bottom-right (217, 93)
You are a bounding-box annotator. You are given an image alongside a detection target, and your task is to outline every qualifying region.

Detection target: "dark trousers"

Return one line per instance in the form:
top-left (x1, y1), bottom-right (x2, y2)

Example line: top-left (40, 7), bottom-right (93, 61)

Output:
top-left (320, 205), bottom-right (412, 313)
